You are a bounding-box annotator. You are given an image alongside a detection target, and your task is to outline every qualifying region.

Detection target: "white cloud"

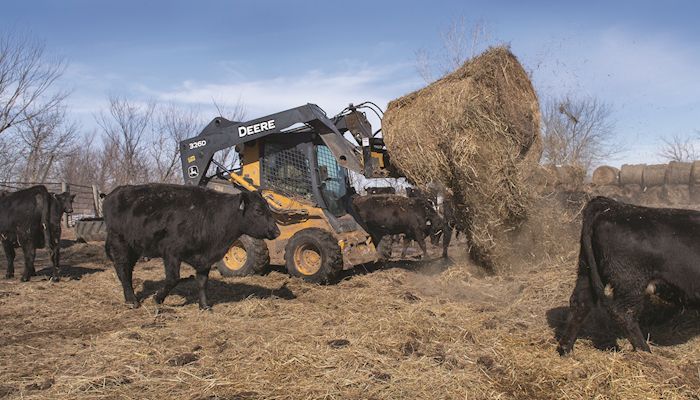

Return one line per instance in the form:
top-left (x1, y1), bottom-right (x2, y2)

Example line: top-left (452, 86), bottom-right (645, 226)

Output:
top-left (151, 63), bottom-right (422, 125)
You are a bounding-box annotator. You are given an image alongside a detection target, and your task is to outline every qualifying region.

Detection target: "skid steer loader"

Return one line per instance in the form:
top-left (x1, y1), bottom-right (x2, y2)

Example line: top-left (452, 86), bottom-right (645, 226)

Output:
top-left (180, 102), bottom-right (399, 283)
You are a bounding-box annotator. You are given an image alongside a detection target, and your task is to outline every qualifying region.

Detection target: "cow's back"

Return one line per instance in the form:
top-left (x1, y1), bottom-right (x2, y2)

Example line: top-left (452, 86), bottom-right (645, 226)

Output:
top-left (0, 186), bottom-right (48, 236)
top-left (103, 184), bottom-right (241, 260)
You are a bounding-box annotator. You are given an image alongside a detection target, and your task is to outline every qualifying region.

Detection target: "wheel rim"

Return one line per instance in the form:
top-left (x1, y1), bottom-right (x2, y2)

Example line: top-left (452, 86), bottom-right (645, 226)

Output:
top-left (293, 243), bottom-right (322, 275)
top-left (222, 241), bottom-right (247, 271)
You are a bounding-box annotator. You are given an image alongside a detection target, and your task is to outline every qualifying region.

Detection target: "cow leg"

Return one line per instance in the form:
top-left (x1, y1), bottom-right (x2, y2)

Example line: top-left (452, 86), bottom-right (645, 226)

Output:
top-left (607, 293), bottom-right (650, 352)
top-left (49, 243), bottom-right (60, 282)
top-left (108, 237), bottom-right (140, 307)
top-left (20, 242), bottom-right (36, 282)
top-left (114, 261), bottom-right (139, 307)
top-left (442, 226), bottom-right (453, 259)
top-left (2, 240), bottom-right (15, 279)
top-left (413, 229), bottom-right (427, 258)
top-left (195, 267), bottom-right (212, 310)
top-left (400, 238), bottom-right (411, 258)
top-left (557, 275), bottom-right (594, 355)
top-left (154, 255), bottom-right (181, 305)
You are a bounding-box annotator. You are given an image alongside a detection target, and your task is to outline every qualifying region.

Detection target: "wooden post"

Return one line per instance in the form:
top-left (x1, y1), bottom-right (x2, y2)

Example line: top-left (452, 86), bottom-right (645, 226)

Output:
top-left (61, 182), bottom-right (70, 227)
top-left (92, 185), bottom-right (102, 217)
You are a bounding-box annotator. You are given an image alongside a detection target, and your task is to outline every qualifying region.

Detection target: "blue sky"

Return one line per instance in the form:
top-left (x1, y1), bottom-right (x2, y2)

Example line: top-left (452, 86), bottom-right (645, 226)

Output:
top-left (2, 0), bottom-right (699, 165)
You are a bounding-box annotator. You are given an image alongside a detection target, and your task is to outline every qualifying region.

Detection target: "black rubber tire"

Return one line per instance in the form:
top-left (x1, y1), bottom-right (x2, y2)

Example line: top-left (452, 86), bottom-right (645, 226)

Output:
top-left (216, 235), bottom-right (269, 277)
top-left (284, 228), bottom-right (342, 284)
top-left (75, 218), bottom-right (107, 242)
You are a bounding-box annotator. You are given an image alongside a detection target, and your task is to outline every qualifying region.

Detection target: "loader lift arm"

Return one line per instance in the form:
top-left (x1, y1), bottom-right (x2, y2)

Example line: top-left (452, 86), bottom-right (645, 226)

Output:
top-left (180, 104), bottom-right (364, 187)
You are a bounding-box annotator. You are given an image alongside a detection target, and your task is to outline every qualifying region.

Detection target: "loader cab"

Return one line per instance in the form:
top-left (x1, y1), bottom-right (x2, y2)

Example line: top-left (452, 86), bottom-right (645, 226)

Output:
top-left (236, 132), bottom-right (351, 218)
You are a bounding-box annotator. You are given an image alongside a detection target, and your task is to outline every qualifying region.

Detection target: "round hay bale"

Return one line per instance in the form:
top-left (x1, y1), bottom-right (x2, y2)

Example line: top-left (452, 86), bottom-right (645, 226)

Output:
top-left (591, 166), bottom-right (619, 186)
top-left (664, 161), bottom-right (692, 185)
top-left (662, 184), bottom-right (690, 206)
top-left (690, 161), bottom-right (700, 187)
top-left (619, 164), bottom-right (645, 186)
top-left (642, 164), bottom-right (667, 187)
top-left (382, 46), bottom-right (541, 272)
top-left (553, 165), bottom-right (585, 191)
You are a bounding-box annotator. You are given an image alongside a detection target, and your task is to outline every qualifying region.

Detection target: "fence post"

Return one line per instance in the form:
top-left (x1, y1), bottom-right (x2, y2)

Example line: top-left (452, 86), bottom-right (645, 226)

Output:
top-left (61, 182), bottom-right (70, 227)
top-left (92, 185), bottom-right (102, 218)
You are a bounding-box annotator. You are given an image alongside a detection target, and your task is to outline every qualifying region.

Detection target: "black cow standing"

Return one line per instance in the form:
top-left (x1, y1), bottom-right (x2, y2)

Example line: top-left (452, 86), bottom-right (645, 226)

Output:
top-left (557, 196), bottom-right (700, 355)
top-left (103, 184), bottom-right (280, 310)
top-left (0, 186), bottom-right (73, 281)
top-left (351, 194), bottom-right (444, 259)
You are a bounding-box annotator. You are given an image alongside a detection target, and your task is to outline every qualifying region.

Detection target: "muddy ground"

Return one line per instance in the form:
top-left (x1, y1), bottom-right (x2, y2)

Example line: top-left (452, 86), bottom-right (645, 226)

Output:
top-left (0, 230), bottom-right (699, 399)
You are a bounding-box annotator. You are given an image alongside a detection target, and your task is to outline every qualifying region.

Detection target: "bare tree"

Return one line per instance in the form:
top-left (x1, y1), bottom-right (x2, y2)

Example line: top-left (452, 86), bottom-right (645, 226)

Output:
top-left (541, 95), bottom-right (617, 172)
top-left (96, 96), bottom-right (155, 186)
top-left (16, 106), bottom-right (77, 182)
top-left (150, 104), bottom-right (202, 183)
top-left (658, 133), bottom-right (699, 162)
top-left (0, 31), bottom-right (67, 135)
top-left (57, 132), bottom-right (101, 186)
top-left (210, 98), bottom-right (246, 172)
top-left (415, 17), bottom-right (492, 83)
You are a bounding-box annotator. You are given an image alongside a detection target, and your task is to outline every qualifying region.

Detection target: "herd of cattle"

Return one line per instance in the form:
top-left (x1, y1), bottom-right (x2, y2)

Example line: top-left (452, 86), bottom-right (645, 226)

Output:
top-left (1, 183), bottom-right (699, 355)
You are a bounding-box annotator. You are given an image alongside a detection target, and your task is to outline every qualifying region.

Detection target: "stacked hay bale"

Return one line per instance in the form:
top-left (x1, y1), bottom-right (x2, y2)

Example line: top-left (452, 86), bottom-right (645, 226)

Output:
top-left (383, 47), bottom-right (541, 272)
top-left (591, 166), bottom-right (619, 186)
top-left (691, 161), bottom-right (700, 201)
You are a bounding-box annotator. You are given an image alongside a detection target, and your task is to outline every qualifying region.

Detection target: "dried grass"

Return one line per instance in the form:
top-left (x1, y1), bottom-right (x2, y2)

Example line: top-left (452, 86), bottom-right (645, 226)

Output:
top-left (1, 214), bottom-right (697, 399)
top-left (383, 46), bottom-right (541, 272)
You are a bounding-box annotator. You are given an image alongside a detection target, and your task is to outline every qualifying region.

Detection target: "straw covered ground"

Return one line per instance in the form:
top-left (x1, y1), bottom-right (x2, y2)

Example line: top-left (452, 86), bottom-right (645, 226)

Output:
top-left (1, 220), bottom-right (699, 400)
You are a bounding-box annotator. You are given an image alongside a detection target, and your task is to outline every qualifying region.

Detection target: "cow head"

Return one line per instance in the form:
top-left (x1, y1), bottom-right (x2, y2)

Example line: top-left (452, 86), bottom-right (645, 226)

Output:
top-left (239, 191), bottom-right (280, 240)
top-left (55, 192), bottom-right (76, 214)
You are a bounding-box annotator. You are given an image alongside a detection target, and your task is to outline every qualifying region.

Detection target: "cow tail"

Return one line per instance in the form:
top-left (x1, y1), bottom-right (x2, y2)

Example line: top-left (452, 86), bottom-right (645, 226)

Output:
top-left (581, 202), bottom-right (605, 303)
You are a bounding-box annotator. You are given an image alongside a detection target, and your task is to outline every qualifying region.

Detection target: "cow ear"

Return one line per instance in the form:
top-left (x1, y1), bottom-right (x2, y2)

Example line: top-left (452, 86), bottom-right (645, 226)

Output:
top-left (71, 194), bottom-right (76, 201)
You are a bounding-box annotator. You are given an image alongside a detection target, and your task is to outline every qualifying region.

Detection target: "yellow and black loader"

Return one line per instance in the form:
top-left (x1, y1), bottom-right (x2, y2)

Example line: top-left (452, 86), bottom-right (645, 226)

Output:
top-left (180, 103), bottom-right (398, 283)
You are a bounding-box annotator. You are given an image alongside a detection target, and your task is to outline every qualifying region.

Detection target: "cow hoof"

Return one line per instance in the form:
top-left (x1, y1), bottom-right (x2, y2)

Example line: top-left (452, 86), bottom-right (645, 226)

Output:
top-left (50, 276), bottom-right (60, 283)
top-left (4, 274), bottom-right (13, 279)
top-left (556, 345), bottom-right (571, 356)
top-left (126, 301), bottom-right (141, 309)
top-left (199, 305), bottom-right (212, 311)
top-left (20, 276), bottom-right (30, 282)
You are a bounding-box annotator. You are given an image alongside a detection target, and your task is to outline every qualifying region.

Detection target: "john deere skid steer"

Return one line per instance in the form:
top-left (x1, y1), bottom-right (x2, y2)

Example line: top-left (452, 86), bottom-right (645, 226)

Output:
top-left (180, 103), bottom-right (398, 283)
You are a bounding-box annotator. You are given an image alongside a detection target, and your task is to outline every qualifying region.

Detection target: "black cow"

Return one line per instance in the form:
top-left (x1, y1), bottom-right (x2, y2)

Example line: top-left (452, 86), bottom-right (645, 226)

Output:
top-left (557, 196), bottom-right (700, 355)
top-left (407, 188), bottom-right (454, 258)
top-left (46, 192), bottom-right (76, 274)
top-left (0, 185), bottom-right (57, 281)
top-left (351, 194), bottom-right (444, 259)
top-left (103, 184), bottom-right (280, 310)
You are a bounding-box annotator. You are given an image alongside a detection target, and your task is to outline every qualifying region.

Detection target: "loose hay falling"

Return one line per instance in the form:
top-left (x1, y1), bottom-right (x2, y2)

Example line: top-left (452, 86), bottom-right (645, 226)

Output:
top-left (383, 47), bottom-right (541, 272)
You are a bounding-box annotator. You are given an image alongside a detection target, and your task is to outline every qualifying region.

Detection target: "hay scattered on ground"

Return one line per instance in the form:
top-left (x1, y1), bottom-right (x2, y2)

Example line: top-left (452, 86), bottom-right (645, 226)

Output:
top-left (1, 225), bottom-right (698, 400)
top-left (383, 46), bottom-right (541, 272)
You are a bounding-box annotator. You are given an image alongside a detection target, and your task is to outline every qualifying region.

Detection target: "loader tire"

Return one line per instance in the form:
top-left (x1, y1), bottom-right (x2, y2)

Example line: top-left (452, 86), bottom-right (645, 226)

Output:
top-left (285, 228), bottom-right (342, 284)
top-left (75, 218), bottom-right (107, 242)
top-left (216, 235), bottom-right (269, 277)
